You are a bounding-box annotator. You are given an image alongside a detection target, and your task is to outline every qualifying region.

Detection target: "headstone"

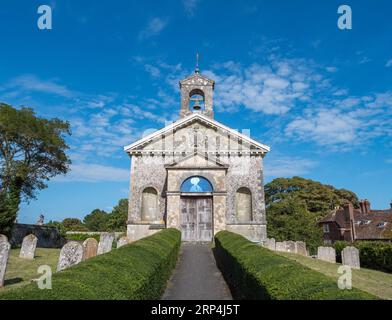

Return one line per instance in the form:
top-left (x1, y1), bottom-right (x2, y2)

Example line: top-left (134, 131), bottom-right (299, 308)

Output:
top-left (265, 238), bottom-right (276, 251)
top-left (296, 241), bottom-right (307, 256)
top-left (19, 234), bottom-right (38, 259)
top-left (82, 238), bottom-right (98, 260)
top-left (285, 240), bottom-right (297, 253)
top-left (317, 246), bottom-right (336, 263)
top-left (342, 246), bottom-right (360, 269)
top-left (97, 232), bottom-right (115, 255)
top-left (57, 241), bottom-right (83, 271)
top-left (0, 235), bottom-right (11, 287)
top-left (275, 242), bottom-right (286, 252)
top-left (117, 236), bottom-right (130, 248)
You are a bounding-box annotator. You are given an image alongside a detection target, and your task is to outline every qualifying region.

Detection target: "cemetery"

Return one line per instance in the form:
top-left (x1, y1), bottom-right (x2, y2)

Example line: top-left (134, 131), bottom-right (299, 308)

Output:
top-left (0, 228), bottom-right (391, 299)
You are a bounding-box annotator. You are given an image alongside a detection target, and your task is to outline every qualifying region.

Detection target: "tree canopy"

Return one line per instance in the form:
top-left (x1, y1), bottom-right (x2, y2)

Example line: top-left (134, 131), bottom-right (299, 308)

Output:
top-left (51, 199), bottom-right (129, 233)
top-left (265, 177), bottom-right (359, 253)
top-left (0, 103), bottom-right (71, 235)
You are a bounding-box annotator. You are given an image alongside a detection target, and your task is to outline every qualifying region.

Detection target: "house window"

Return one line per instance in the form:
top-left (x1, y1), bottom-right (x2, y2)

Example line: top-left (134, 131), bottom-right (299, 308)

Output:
top-left (181, 176), bottom-right (213, 193)
top-left (377, 222), bottom-right (387, 228)
top-left (323, 224), bottom-right (330, 233)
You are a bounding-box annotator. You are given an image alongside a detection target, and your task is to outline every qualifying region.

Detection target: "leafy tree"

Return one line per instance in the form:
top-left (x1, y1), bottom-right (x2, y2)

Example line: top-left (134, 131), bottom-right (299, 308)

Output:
top-left (46, 220), bottom-right (67, 237)
top-left (105, 199), bottom-right (128, 231)
top-left (83, 209), bottom-right (108, 231)
top-left (62, 218), bottom-right (88, 231)
top-left (265, 176), bottom-right (359, 213)
top-left (0, 104), bottom-right (71, 235)
top-left (265, 177), bottom-right (359, 254)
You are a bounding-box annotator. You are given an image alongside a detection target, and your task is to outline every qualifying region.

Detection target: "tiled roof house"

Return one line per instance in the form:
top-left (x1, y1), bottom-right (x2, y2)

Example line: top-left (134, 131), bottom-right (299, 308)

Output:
top-left (318, 200), bottom-right (392, 244)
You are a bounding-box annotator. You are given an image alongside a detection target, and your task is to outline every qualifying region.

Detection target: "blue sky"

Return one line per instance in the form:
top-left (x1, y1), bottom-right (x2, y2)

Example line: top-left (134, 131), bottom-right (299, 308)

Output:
top-left (0, 0), bottom-right (391, 223)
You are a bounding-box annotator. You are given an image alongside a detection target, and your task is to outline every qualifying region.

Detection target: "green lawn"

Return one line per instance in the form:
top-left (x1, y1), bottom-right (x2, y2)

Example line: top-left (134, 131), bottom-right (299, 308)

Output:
top-left (278, 252), bottom-right (392, 300)
top-left (0, 248), bottom-right (60, 293)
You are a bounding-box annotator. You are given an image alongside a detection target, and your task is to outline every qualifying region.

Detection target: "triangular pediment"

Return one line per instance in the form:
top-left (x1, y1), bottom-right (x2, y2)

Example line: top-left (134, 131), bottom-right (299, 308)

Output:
top-left (124, 113), bottom-right (270, 154)
top-left (166, 151), bottom-right (228, 169)
top-left (180, 73), bottom-right (214, 88)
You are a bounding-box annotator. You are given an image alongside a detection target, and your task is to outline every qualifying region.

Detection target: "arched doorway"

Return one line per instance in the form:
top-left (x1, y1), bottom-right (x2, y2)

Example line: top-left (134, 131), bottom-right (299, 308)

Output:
top-left (180, 176), bottom-right (213, 242)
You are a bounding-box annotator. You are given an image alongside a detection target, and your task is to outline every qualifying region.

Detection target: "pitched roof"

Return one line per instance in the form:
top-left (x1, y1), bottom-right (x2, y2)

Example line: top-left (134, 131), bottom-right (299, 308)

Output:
top-left (319, 207), bottom-right (392, 240)
top-left (124, 112), bottom-right (270, 153)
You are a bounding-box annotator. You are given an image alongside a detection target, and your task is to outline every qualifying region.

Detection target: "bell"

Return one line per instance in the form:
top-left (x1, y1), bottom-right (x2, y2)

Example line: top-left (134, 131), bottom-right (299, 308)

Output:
top-left (193, 104), bottom-right (201, 111)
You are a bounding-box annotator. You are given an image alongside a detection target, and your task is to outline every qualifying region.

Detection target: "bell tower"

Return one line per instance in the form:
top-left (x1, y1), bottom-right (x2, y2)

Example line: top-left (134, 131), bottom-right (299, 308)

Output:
top-left (179, 55), bottom-right (215, 118)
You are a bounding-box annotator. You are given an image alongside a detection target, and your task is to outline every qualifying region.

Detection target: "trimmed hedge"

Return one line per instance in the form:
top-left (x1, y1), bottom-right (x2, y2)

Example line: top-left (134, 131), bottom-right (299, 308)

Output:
top-left (334, 240), bottom-right (392, 273)
top-left (214, 231), bottom-right (377, 300)
top-left (0, 228), bottom-right (181, 300)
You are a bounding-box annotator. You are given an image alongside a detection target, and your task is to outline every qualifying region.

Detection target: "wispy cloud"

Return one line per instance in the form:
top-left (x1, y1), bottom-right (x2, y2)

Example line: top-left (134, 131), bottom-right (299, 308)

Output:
top-left (139, 17), bottom-right (168, 40)
top-left (56, 163), bottom-right (129, 182)
top-left (264, 156), bottom-right (317, 178)
top-left (386, 59), bottom-right (392, 67)
top-left (206, 58), bottom-right (322, 115)
top-left (182, 0), bottom-right (201, 17)
top-left (6, 74), bottom-right (74, 98)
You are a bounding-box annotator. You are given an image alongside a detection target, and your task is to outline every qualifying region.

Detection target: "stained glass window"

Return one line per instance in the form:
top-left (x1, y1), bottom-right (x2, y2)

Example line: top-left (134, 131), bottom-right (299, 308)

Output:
top-left (180, 176), bottom-right (213, 193)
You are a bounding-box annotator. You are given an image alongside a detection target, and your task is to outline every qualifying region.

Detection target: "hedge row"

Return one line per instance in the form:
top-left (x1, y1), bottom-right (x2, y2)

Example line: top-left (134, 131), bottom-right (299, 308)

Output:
top-left (214, 231), bottom-right (377, 300)
top-left (0, 228), bottom-right (181, 300)
top-left (65, 233), bottom-right (101, 242)
top-left (334, 240), bottom-right (392, 273)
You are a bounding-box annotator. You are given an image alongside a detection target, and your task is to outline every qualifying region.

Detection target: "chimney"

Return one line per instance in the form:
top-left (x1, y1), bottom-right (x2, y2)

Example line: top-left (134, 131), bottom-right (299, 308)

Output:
top-left (343, 202), bottom-right (354, 222)
top-left (342, 202), bottom-right (356, 242)
top-left (364, 199), bottom-right (371, 213)
top-left (359, 199), bottom-right (371, 214)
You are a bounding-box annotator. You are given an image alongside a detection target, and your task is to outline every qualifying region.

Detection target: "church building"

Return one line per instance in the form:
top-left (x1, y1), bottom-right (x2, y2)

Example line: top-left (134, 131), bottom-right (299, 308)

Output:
top-left (124, 65), bottom-right (270, 243)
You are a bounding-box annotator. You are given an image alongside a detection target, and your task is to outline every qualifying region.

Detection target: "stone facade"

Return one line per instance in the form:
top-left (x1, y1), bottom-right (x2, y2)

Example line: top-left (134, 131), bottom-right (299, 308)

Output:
top-left (124, 69), bottom-right (270, 243)
top-left (10, 223), bottom-right (65, 248)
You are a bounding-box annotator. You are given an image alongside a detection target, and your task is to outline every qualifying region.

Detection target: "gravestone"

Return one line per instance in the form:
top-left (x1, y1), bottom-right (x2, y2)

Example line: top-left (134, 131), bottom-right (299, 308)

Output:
top-left (82, 238), bottom-right (98, 260)
top-left (317, 246), bottom-right (336, 263)
top-left (117, 236), bottom-right (130, 248)
top-left (296, 241), bottom-right (307, 256)
top-left (0, 235), bottom-right (11, 287)
top-left (285, 241), bottom-right (297, 253)
top-left (57, 241), bottom-right (83, 271)
top-left (97, 232), bottom-right (115, 255)
top-left (275, 242), bottom-right (286, 252)
top-left (342, 246), bottom-right (360, 269)
top-left (19, 234), bottom-right (38, 259)
top-left (265, 238), bottom-right (276, 251)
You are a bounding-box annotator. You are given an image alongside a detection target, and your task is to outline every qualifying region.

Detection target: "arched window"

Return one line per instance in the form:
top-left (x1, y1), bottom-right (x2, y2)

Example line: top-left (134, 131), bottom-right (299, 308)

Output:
top-left (235, 187), bottom-right (252, 222)
top-left (189, 89), bottom-right (205, 112)
top-left (181, 176), bottom-right (213, 193)
top-left (141, 187), bottom-right (158, 222)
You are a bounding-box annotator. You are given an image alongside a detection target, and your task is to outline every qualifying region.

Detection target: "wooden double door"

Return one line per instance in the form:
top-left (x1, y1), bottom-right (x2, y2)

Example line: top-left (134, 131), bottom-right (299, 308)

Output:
top-left (180, 197), bottom-right (213, 242)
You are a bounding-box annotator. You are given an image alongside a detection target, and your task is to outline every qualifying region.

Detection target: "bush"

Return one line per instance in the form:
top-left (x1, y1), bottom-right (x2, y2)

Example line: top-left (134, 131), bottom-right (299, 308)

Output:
top-left (214, 231), bottom-right (377, 300)
top-left (65, 233), bottom-right (101, 242)
top-left (334, 240), bottom-right (392, 273)
top-left (0, 228), bottom-right (181, 300)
